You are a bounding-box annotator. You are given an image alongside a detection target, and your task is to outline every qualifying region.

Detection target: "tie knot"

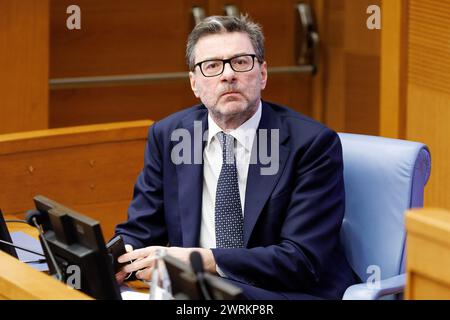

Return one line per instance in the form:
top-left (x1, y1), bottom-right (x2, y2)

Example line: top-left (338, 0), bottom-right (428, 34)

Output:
top-left (217, 132), bottom-right (235, 164)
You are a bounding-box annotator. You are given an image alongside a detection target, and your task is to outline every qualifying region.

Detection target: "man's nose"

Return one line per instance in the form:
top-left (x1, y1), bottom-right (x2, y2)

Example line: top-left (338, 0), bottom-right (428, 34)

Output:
top-left (220, 62), bottom-right (237, 81)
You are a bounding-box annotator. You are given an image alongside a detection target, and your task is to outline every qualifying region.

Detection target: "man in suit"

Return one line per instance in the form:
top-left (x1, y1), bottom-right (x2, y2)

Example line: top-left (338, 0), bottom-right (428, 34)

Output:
top-left (114, 14), bottom-right (355, 299)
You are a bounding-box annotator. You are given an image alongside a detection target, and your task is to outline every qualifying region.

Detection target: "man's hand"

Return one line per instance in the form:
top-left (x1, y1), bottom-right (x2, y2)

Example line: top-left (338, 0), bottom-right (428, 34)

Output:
top-left (116, 246), bottom-right (217, 282)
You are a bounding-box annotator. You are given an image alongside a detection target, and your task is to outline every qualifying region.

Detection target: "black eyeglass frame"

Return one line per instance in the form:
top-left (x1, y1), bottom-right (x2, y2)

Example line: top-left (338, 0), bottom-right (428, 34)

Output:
top-left (193, 54), bottom-right (261, 77)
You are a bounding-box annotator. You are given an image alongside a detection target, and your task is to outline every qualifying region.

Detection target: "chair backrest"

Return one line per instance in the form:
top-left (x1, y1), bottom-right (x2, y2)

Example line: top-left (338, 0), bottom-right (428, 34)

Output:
top-left (338, 133), bottom-right (431, 282)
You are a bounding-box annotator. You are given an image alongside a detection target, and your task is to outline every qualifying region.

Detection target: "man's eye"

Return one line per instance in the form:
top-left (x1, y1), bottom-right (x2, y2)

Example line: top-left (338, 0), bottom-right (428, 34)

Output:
top-left (204, 62), bottom-right (220, 69)
top-left (234, 58), bottom-right (250, 66)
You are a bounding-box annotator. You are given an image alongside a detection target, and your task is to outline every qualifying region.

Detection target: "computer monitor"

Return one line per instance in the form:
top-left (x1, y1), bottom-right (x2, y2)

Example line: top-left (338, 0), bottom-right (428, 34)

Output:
top-left (0, 209), bottom-right (18, 258)
top-left (33, 195), bottom-right (121, 300)
top-left (163, 254), bottom-right (244, 300)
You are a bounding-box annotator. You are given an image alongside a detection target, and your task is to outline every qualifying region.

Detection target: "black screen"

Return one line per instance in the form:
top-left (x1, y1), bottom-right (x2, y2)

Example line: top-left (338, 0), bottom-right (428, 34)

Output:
top-left (33, 195), bottom-right (121, 300)
top-left (163, 254), bottom-right (243, 300)
top-left (0, 209), bottom-right (18, 258)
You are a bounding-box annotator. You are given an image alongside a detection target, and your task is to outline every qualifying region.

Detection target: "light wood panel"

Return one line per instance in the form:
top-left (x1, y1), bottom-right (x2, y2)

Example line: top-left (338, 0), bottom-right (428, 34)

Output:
top-left (50, 80), bottom-right (197, 127)
top-left (49, 73), bottom-right (310, 127)
top-left (322, 0), bottom-right (381, 134)
top-left (407, 86), bottom-right (450, 209)
top-left (50, 0), bottom-right (200, 77)
top-left (0, 251), bottom-right (91, 299)
top-left (380, 0), bottom-right (407, 138)
top-left (0, 0), bottom-right (49, 134)
top-left (48, 0), bottom-right (313, 127)
top-left (407, 0), bottom-right (450, 209)
top-left (344, 53), bottom-right (380, 134)
top-left (380, 0), bottom-right (450, 210)
top-left (405, 208), bottom-right (450, 299)
top-left (0, 121), bottom-right (151, 239)
top-left (408, 0), bottom-right (450, 96)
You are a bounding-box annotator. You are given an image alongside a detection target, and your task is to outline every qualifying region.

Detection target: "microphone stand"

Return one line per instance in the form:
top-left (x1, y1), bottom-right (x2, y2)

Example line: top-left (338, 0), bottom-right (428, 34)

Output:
top-left (190, 251), bottom-right (212, 300)
top-left (31, 217), bottom-right (64, 282)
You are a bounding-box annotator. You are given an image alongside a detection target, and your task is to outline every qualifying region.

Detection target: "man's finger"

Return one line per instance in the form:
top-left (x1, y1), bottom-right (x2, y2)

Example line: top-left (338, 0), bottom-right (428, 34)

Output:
top-left (136, 267), bottom-right (153, 282)
top-left (118, 247), bottom-right (151, 263)
top-left (123, 255), bottom-right (156, 273)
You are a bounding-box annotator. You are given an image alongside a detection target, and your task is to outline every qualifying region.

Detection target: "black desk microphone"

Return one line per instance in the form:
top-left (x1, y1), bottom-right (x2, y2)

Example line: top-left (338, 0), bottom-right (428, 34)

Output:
top-left (26, 210), bottom-right (64, 281)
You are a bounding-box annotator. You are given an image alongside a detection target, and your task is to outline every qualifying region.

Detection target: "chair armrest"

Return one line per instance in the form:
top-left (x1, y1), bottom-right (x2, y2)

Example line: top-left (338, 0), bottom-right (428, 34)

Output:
top-left (342, 274), bottom-right (405, 300)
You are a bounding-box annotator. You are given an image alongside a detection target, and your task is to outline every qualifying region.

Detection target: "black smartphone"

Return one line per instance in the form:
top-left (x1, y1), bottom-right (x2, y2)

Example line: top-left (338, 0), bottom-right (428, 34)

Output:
top-left (106, 235), bottom-right (127, 273)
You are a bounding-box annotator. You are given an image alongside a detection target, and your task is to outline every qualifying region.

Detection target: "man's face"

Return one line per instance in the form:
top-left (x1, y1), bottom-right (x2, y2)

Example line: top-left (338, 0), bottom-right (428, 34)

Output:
top-left (189, 32), bottom-right (267, 118)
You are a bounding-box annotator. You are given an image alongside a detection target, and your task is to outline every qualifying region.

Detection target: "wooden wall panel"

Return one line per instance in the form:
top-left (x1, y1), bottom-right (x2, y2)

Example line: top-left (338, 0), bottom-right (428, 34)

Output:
top-left (49, 0), bottom-right (313, 128)
top-left (322, 0), bottom-right (381, 134)
top-left (344, 53), bottom-right (380, 134)
top-left (50, 81), bottom-right (197, 127)
top-left (50, 0), bottom-right (202, 77)
top-left (406, 0), bottom-right (450, 209)
top-left (264, 73), bottom-right (311, 114)
top-left (379, 0), bottom-right (408, 139)
top-left (407, 86), bottom-right (450, 209)
top-left (0, 0), bottom-right (48, 134)
top-left (49, 74), bottom-right (310, 127)
top-left (0, 121), bottom-right (151, 239)
top-left (408, 0), bottom-right (450, 96)
top-left (323, 48), bottom-right (345, 131)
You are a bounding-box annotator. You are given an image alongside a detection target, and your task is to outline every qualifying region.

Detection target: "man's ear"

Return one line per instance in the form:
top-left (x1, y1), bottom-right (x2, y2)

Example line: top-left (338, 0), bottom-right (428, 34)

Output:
top-left (189, 71), bottom-right (200, 98)
top-left (260, 61), bottom-right (268, 90)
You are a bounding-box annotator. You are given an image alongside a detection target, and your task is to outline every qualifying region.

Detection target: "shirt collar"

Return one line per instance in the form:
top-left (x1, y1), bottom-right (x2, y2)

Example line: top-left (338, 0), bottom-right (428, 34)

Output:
top-left (207, 100), bottom-right (262, 152)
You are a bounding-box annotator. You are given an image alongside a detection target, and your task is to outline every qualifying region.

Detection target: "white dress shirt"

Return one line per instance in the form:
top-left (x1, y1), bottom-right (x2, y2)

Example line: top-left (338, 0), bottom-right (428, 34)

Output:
top-left (200, 100), bottom-right (262, 249)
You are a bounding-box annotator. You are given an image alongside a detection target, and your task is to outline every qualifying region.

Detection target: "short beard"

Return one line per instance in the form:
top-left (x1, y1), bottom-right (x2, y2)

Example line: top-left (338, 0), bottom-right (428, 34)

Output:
top-left (208, 98), bottom-right (259, 130)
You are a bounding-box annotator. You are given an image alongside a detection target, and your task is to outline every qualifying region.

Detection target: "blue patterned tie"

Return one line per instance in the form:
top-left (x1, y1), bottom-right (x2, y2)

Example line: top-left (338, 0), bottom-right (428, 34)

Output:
top-left (215, 132), bottom-right (244, 248)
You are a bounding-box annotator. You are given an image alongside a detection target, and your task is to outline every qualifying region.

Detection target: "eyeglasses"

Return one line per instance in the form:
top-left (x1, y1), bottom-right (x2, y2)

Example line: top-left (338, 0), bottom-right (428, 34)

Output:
top-left (194, 54), bottom-right (259, 77)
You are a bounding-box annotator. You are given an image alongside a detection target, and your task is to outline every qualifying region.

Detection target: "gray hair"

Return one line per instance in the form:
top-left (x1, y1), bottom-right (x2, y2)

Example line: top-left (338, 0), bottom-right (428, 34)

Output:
top-left (186, 14), bottom-right (265, 71)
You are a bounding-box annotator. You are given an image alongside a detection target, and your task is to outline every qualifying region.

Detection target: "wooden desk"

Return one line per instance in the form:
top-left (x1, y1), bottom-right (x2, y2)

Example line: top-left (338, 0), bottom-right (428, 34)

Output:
top-left (0, 251), bottom-right (91, 299)
top-left (405, 208), bottom-right (450, 299)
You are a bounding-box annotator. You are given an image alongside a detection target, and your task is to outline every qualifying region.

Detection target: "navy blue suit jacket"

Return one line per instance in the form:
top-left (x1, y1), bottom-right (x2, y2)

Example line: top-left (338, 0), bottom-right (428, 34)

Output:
top-left (115, 101), bottom-right (355, 299)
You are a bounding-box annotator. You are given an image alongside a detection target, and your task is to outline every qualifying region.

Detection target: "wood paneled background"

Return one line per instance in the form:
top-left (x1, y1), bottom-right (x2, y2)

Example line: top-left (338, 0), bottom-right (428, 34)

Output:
top-left (381, 0), bottom-right (450, 209)
top-left (2, 1), bottom-right (449, 210)
top-left (49, 0), bottom-right (312, 128)
top-left (322, 0), bottom-right (381, 135)
top-left (406, 0), bottom-right (450, 209)
top-left (0, 0), bottom-right (49, 134)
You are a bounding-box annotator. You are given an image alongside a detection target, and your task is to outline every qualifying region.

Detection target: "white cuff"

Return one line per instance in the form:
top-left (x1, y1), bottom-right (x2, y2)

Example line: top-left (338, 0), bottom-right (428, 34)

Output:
top-left (215, 264), bottom-right (227, 277)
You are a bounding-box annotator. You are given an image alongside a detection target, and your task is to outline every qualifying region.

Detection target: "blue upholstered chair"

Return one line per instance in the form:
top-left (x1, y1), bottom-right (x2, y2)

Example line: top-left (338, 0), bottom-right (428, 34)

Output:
top-left (337, 133), bottom-right (431, 300)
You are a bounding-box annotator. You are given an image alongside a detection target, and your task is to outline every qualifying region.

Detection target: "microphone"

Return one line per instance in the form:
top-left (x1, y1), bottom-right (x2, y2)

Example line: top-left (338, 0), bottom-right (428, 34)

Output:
top-left (26, 210), bottom-right (64, 282)
top-left (25, 209), bottom-right (50, 231)
top-left (189, 251), bottom-right (212, 300)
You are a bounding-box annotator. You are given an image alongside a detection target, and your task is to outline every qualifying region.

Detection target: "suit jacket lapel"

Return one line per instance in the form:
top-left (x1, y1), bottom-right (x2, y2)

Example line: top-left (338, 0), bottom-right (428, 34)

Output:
top-left (176, 108), bottom-right (208, 247)
top-left (243, 102), bottom-right (290, 246)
